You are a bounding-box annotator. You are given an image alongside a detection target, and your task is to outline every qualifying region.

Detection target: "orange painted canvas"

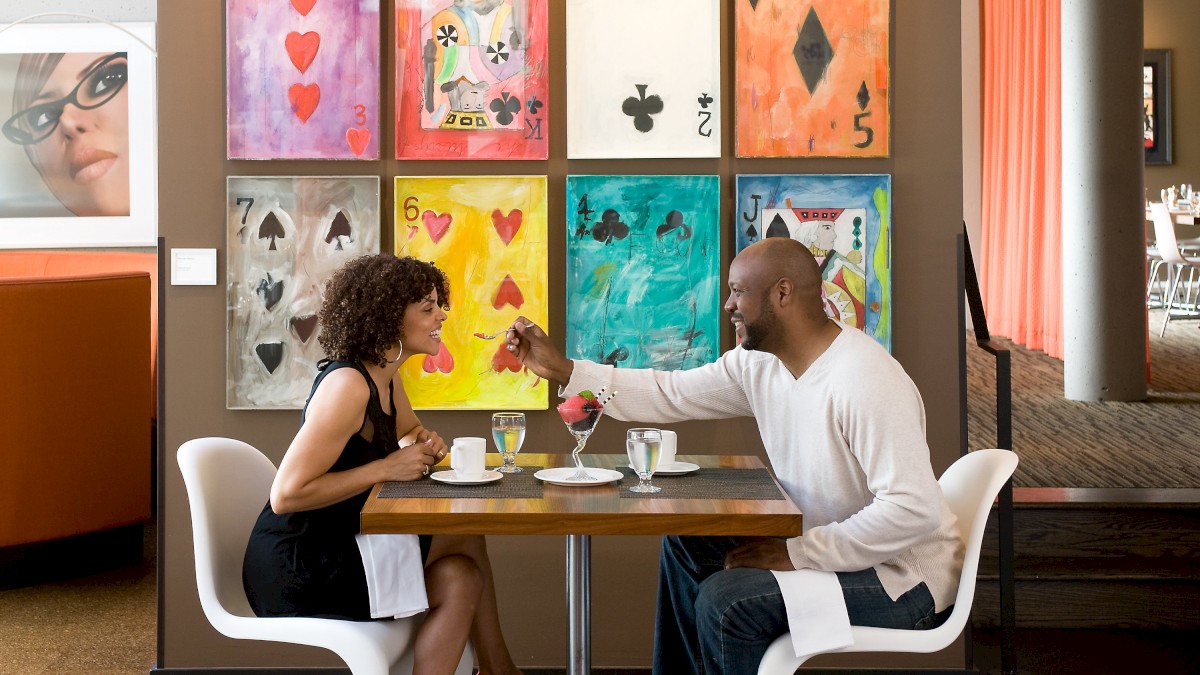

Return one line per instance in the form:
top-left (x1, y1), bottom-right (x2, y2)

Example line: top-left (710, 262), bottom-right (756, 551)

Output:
top-left (736, 0), bottom-right (889, 157)
top-left (394, 175), bottom-right (547, 409)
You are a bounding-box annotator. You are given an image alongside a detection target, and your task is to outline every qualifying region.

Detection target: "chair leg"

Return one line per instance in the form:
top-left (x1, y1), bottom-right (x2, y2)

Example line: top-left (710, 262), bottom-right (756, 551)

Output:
top-left (1161, 265), bottom-right (1182, 337)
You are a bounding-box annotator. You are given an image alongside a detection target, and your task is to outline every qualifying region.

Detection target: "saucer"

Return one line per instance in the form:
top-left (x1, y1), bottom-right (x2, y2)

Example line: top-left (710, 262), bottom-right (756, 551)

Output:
top-left (430, 469), bottom-right (502, 485)
top-left (534, 467), bottom-right (623, 487)
top-left (653, 461), bottom-right (700, 476)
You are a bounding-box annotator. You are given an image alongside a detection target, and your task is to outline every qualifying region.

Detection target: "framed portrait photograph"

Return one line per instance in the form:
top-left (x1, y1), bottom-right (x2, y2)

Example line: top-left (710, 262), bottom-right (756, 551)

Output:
top-left (0, 22), bottom-right (157, 248)
top-left (1144, 48), bottom-right (1171, 166)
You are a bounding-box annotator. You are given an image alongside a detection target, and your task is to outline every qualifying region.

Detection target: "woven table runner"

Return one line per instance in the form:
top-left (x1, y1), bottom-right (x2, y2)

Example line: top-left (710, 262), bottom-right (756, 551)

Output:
top-left (377, 467), bottom-right (546, 499)
top-left (616, 466), bottom-right (785, 500)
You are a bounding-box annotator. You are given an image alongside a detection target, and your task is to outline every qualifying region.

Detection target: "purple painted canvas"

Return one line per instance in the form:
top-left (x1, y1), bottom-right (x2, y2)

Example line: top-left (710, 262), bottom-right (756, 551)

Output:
top-left (227, 0), bottom-right (380, 160)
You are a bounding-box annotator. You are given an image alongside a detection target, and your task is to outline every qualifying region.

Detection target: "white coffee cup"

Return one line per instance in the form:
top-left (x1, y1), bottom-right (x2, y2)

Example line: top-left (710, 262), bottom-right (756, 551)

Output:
top-left (658, 429), bottom-right (678, 465)
top-left (450, 437), bottom-right (487, 479)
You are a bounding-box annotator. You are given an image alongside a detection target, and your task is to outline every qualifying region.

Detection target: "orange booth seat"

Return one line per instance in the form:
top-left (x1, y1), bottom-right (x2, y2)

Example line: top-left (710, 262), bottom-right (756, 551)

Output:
top-left (0, 253), bottom-right (154, 548)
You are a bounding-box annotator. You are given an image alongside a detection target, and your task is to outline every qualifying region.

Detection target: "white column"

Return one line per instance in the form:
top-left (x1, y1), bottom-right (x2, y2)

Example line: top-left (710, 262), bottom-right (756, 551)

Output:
top-left (1061, 0), bottom-right (1147, 401)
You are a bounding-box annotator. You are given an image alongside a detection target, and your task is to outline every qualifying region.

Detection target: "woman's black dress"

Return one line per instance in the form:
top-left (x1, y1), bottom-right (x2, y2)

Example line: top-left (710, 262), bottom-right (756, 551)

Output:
top-left (242, 360), bottom-right (420, 620)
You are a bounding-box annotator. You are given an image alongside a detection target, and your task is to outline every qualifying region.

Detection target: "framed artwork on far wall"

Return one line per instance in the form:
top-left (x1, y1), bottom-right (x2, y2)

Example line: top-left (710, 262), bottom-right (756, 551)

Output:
top-left (1144, 48), bottom-right (1172, 166)
top-left (0, 22), bottom-right (157, 248)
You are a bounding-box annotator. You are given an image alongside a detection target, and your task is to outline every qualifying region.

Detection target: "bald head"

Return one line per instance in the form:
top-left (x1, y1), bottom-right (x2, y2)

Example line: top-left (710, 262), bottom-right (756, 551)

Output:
top-left (732, 238), bottom-right (826, 321)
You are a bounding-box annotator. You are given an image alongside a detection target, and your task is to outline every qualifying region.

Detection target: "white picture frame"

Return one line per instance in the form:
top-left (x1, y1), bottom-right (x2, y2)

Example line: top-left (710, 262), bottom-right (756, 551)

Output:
top-left (0, 22), bottom-right (157, 248)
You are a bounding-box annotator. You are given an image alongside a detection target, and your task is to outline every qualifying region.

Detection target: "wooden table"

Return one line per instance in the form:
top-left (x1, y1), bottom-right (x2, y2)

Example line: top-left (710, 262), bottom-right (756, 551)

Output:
top-left (361, 453), bottom-right (803, 675)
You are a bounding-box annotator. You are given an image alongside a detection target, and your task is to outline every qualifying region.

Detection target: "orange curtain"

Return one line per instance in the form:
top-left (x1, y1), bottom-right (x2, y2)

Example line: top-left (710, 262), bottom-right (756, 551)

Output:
top-left (980, 0), bottom-right (1063, 359)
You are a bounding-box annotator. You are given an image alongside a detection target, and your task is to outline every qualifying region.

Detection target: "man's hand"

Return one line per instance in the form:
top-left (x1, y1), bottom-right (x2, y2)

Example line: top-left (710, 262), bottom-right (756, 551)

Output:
top-left (724, 538), bottom-right (796, 571)
top-left (507, 316), bottom-right (574, 383)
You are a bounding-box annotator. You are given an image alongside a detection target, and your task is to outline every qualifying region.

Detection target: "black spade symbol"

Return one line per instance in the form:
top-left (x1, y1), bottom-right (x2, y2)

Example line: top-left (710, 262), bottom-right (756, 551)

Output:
top-left (255, 273), bottom-right (284, 311)
top-left (255, 342), bottom-right (284, 374)
top-left (258, 211), bottom-right (286, 251)
top-left (325, 210), bottom-right (352, 250)
top-left (765, 213), bottom-right (790, 238)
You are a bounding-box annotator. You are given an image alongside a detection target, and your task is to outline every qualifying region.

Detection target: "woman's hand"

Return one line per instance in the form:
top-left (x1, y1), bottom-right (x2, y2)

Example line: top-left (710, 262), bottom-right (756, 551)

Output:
top-left (385, 435), bottom-right (442, 481)
top-left (507, 316), bottom-right (574, 383)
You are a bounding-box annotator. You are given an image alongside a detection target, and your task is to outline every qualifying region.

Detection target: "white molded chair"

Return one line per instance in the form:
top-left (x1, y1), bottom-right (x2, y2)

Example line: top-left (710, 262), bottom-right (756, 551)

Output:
top-left (1149, 201), bottom-right (1200, 336)
top-left (178, 437), bottom-right (473, 675)
top-left (756, 448), bottom-right (1019, 674)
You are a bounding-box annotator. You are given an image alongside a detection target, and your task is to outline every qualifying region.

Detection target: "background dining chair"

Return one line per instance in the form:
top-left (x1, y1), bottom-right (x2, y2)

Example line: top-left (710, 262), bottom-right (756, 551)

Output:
top-left (178, 436), bottom-right (473, 675)
top-left (755, 448), bottom-right (1019, 675)
top-left (1149, 201), bottom-right (1200, 336)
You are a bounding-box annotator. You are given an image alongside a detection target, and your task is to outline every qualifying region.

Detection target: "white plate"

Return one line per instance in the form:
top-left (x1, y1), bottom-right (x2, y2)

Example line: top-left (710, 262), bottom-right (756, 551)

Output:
top-left (534, 467), bottom-right (624, 487)
top-left (649, 461), bottom-right (701, 476)
top-left (430, 469), bottom-right (503, 486)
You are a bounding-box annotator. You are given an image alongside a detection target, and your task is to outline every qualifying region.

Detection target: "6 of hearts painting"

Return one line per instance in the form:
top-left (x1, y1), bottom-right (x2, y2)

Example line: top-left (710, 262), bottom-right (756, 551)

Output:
top-left (222, 0), bottom-right (891, 409)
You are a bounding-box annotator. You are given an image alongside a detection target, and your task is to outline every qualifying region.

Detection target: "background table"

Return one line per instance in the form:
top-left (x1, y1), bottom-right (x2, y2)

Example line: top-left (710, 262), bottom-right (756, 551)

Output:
top-left (361, 453), bottom-right (803, 675)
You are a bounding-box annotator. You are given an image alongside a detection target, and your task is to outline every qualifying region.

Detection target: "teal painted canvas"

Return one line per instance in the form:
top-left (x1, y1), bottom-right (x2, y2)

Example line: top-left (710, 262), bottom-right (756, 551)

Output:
top-left (565, 174), bottom-right (720, 370)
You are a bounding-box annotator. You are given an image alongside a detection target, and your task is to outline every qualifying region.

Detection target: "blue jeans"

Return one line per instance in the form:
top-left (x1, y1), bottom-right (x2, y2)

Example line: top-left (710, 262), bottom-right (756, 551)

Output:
top-left (653, 536), bottom-right (945, 675)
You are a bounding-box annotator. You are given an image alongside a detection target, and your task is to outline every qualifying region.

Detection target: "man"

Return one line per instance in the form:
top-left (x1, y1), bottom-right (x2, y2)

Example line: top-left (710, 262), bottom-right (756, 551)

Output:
top-left (506, 238), bottom-right (962, 674)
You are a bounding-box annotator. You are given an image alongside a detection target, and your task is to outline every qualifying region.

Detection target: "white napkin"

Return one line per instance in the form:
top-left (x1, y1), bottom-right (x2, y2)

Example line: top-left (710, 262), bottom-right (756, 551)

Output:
top-left (355, 533), bottom-right (429, 619)
top-left (770, 568), bottom-right (854, 660)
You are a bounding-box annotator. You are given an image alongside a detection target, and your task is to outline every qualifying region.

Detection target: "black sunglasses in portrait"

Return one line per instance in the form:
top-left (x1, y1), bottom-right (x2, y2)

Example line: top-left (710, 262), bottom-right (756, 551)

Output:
top-left (2, 52), bottom-right (129, 146)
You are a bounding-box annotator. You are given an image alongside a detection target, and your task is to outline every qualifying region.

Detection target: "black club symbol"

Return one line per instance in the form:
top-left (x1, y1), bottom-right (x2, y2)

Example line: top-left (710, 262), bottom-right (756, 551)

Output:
top-left (697, 93), bottom-right (713, 109)
top-left (489, 92), bottom-right (522, 126)
top-left (622, 84), bottom-right (663, 133)
top-left (582, 209), bottom-right (630, 245)
top-left (526, 95), bottom-right (543, 116)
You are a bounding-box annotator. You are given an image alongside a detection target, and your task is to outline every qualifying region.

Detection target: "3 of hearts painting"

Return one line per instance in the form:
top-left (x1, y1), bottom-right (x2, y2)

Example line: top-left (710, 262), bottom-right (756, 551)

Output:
top-left (395, 176), bottom-right (548, 409)
top-left (227, 0), bottom-right (381, 159)
top-left (226, 176), bottom-right (381, 409)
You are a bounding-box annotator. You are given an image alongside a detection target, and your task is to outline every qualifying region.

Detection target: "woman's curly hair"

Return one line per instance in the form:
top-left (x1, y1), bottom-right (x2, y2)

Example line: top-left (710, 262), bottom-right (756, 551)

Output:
top-left (317, 254), bottom-right (450, 368)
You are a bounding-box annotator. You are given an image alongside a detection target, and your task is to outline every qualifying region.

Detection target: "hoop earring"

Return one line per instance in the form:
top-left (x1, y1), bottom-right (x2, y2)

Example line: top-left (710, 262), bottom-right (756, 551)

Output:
top-left (386, 341), bottom-right (404, 364)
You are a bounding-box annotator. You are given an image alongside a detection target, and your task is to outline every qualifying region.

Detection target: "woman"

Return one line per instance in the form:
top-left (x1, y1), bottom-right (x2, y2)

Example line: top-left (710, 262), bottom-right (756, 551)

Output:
top-left (243, 254), bottom-right (521, 675)
top-left (2, 51), bottom-right (130, 216)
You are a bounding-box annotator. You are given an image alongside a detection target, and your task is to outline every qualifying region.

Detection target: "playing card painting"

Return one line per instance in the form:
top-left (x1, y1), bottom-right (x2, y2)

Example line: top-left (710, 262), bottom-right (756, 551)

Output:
top-left (227, 0), bottom-right (380, 159)
top-left (565, 175), bottom-right (720, 371)
top-left (566, 0), bottom-right (720, 159)
top-left (226, 176), bottom-right (381, 409)
top-left (394, 175), bottom-right (548, 409)
top-left (736, 0), bottom-right (889, 157)
top-left (395, 0), bottom-right (548, 159)
top-left (735, 174), bottom-right (892, 350)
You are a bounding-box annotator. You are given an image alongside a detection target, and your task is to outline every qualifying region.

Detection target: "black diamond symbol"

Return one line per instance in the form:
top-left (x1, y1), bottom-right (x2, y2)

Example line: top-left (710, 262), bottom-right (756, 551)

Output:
top-left (793, 7), bottom-right (834, 95)
top-left (857, 81), bottom-right (870, 110)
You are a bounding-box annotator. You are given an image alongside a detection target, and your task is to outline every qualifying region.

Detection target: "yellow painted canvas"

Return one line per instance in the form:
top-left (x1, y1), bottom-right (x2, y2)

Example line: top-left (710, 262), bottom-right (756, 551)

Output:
top-left (736, 0), bottom-right (889, 157)
top-left (394, 175), bottom-right (548, 409)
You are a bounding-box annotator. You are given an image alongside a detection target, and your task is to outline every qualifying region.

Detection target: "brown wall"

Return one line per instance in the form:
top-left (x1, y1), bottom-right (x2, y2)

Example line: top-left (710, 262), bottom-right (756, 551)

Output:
top-left (159, 1), bottom-right (964, 669)
top-left (1145, 0), bottom-right (1199, 198)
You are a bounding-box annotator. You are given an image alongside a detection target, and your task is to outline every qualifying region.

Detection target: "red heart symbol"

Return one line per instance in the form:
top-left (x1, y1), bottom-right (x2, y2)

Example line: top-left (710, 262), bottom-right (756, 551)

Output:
top-left (291, 0), bottom-right (318, 16)
top-left (422, 210), bottom-right (452, 243)
top-left (288, 83), bottom-right (320, 122)
top-left (285, 31), bottom-right (321, 74)
top-left (422, 342), bottom-right (454, 374)
top-left (492, 274), bottom-right (524, 310)
top-left (346, 127), bottom-right (370, 156)
top-left (491, 342), bottom-right (523, 373)
top-left (491, 208), bottom-right (523, 245)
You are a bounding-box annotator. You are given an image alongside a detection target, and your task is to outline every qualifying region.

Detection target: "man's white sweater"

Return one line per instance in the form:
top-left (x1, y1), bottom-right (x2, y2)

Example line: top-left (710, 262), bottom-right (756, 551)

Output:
top-left (563, 323), bottom-right (964, 611)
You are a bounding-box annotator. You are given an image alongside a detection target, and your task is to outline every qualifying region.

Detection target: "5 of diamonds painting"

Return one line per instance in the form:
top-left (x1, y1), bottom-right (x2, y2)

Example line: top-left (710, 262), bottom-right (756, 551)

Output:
top-left (394, 175), bottom-right (548, 409)
top-left (735, 174), bottom-right (891, 350)
top-left (565, 175), bottom-right (720, 370)
top-left (735, 0), bottom-right (889, 157)
top-left (565, 0), bottom-right (720, 159)
top-left (227, 0), bottom-right (380, 159)
top-left (226, 176), bottom-right (380, 409)
top-left (395, 0), bottom-right (548, 159)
